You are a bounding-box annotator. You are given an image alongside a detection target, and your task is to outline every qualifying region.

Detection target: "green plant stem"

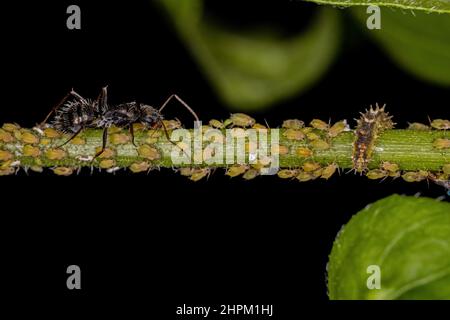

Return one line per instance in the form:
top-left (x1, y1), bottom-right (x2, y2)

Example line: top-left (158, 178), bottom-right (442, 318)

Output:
top-left (0, 128), bottom-right (448, 172)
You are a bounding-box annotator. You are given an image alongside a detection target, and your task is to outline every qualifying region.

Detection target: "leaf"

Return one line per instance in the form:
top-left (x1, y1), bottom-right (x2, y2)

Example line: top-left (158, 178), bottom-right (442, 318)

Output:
top-left (328, 195), bottom-right (450, 300)
top-left (158, 0), bottom-right (340, 111)
top-left (352, 8), bottom-right (450, 87)
top-left (304, 0), bottom-right (450, 14)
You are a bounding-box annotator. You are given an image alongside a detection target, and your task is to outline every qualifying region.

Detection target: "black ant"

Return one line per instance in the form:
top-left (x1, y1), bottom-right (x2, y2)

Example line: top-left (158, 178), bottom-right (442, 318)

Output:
top-left (40, 86), bottom-right (199, 159)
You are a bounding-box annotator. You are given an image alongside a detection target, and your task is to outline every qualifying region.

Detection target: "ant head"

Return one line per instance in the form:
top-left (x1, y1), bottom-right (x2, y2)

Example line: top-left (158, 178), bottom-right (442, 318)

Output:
top-left (139, 104), bottom-right (163, 127)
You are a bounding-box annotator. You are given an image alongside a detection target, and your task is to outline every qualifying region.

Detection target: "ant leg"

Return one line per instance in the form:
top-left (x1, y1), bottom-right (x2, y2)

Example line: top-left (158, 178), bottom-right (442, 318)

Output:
top-left (40, 89), bottom-right (87, 127)
top-left (129, 124), bottom-right (137, 147)
top-left (159, 120), bottom-right (191, 159)
top-left (95, 86), bottom-right (108, 112)
top-left (57, 127), bottom-right (84, 148)
top-left (92, 127), bottom-right (109, 161)
top-left (158, 94), bottom-right (200, 123)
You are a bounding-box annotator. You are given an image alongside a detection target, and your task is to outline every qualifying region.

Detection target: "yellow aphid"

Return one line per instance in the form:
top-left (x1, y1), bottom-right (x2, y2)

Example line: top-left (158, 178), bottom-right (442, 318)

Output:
top-left (306, 132), bottom-right (320, 141)
top-left (52, 167), bottom-right (73, 176)
top-left (145, 137), bottom-right (158, 144)
top-left (132, 123), bottom-right (145, 131)
top-left (277, 169), bottom-right (299, 179)
top-left (209, 119), bottom-right (224, 129)
top-left (310, 139), bottom-right (330, 150)
top-left (129, 161), bottom-right (150, 173)
top-left (271, 144), bottom-right (289, 155)
top-left (296, 147), bottom-right (313, 158)
top-left (283, 129), bottom-right (305, 141)
top-left (2, 123), bottom-right (20, 132)
top-left (310, 119), bottom-right (329, 130)
top-left (328, 120), bottom-right (348, 137)
top-left (21, 131), bottom-right (39, 144)
top-left (108, 125), bottom-right (122, 134)
top-left (30, 166), bottom-right (43, 173)
top-left (99, 159), bottom-right (116, 169)
top-left (110, 133), bottom-right (130, 145)
top-left (147, 129), bottom-right (162, 138)
top-left (302, 162), bottom-right (320, 172)
top-left (0, 160), bottom-right (12, 170)
top-left (296, 171), bottom-right (314, 182)
top-left (96, 147), bottom-right (115, 159)
top-left (71, 136), bottom-right (86, 145)
top-left (45, 148), bottom-right (66, 160)
top-left (252, 123), bottom-right (267, 130)
top-left (40, 138), bottom-right (51, 146)
top-left (321, 163), bottom-right (338, 180)
top-left (189, 168), bottom-right (210, 181)
top-left (408, 122), bottom-right (429, 131)
top-left (0, 129), bottom-right (14, 143)
top-left (282, 119), bottom-right (304, 130)
top-left (138, 145), bottom-right (161, 160)
top-left (230, 113), bottom-right (255, 128)
top-left (23, 145), bottom-right (41, 157)
top-left (0, 150), bottom-right (13, 161)
top-left (430, 119), bottom-right (450, 130)
top-left (433, 138), bottom-right (450, 149)
top-left (0, 167), bottom-right (15, 176)
top-left (243, 168), bottom-right (259, 180)
top-left (381, 161), bottom-right (399, 173)
top-left (366, 169), bottom-right (388, 180)
top-left (311, 168), bottom-right (323, 178)
top-left (44, 128), bottom-right (61, 138)
top-left (226, 164), bottom-right (248, 178)
top-left (163, 119), bottom-right (182, 130)
top-left (443, 164), bottom-right (450, 175)
top-left (179, 167), bottom-right (195, 176)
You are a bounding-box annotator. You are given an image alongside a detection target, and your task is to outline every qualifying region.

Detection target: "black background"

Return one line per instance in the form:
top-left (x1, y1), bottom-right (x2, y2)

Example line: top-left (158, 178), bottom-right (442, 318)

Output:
top-left (1, 0), bottom-right (448, 316)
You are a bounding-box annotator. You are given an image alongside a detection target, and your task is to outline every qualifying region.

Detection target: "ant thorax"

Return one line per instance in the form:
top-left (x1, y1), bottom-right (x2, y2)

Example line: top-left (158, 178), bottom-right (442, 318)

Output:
top-left (96, 102), bottom-right (163, 128)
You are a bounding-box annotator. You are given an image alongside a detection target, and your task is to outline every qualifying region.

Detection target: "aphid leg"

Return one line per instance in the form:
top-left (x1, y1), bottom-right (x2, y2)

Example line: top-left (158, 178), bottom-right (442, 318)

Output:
top-left (40, 89), bottom-right (87, 127)
top-left (158, 94), bottom-right (200, 123)
top-left (129, 124), bottom-right (137, 147)
top-left (92, 127), bottom-right (109, 161)
top-left (57, 127), bottom-right (84, 148)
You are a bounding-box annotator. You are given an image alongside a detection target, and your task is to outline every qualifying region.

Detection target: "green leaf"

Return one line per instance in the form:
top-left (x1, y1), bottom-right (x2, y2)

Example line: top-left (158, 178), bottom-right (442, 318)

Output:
top-left (158, 0), bottom-right (340, 111)
top-left (304, 0), bottom-right (450, 14)
top-left (352, 8), bottom-right (450, 87)
top-left (328, 195), bottom-right (450, 300)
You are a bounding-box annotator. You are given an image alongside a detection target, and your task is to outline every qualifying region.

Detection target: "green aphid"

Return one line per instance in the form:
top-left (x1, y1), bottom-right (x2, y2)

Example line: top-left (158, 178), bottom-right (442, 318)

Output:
top-left (381, 161), bottom-right (399, 173)
top-left (190, 168), bottom-right (210, 181)
top-left (328, 120), bottom-right (348, 138)
top-left (229, 113), bottom-right (256, 128)
top-left (283, 129), bottom-right (305, 141)
top-left (408, 122), bottom-right (430, 131)
top-left (433, 138), bottom-right (450, 150)
top-left (402, 171), bottom-right (428, 183)
top-left (296, 171), bottom-right (314, 182)
top-left (310, 139), bottom-right (330, 150)
top-left (225, 164), bottom-right (248, 178)
top-left (243, 168), bottom-right (259, 180)
top-left (321, 163), bottom-right (338, 180)
top-left (209, 119), bottom-right (225, 129)
top-left (366, 169), bottom-right (388, 180)
top-left (430, 119), bottom-right (450, 130)
top-left (310, 119), bottom-right (329, 131)
top-left (277, 169), bottom-right (299, 179)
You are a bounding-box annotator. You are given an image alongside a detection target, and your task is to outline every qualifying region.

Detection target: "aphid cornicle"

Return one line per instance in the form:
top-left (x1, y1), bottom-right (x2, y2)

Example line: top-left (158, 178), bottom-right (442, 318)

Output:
top-left (41, 87), bottom-right (199, 159)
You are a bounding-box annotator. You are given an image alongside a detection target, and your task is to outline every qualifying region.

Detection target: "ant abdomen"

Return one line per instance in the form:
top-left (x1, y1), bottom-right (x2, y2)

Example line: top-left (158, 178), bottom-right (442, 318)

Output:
top-left (53, 99), bottom-right (99, 133)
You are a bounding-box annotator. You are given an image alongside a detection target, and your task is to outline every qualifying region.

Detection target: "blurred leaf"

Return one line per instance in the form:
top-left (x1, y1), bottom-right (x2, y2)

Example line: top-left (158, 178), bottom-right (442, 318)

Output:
top-left (304, 0), bottom-right (450, 14)
top-left (352, 8), bottom-right (450, 86)
top-left (328, 195), bottom-right (450, 300)
top-left (158, 0), bottom-right (340, 111)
